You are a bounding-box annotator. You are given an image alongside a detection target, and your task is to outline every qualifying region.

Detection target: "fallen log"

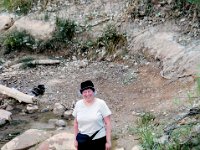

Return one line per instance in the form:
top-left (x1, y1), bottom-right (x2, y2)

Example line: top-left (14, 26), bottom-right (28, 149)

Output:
top-left (0, 84), bottom-right (37, 104)
top-left (10, 59), bottom-right (61, 69)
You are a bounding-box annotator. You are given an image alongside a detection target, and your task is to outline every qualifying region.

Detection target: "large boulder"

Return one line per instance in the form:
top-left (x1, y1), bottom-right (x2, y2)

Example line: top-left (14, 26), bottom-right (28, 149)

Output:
top-left (53, 103), bottom-right (66, 116)
top-left (0, 14), bottom-right (14, 32)
top-left (37, 132), bottom-right (75, 150)
top-left (1, 129), bottom-right (51, 150)
top-left (0, 109), bottom-right (12, 126)
top-left (9, 17), bottom-right (55, 40)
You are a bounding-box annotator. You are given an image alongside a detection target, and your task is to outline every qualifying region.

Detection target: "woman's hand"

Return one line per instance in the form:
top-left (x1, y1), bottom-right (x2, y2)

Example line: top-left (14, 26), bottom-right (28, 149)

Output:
top-left (105, 141), bottom-right (111, 150)
top-left (74, 140), bottom-right (78, 150)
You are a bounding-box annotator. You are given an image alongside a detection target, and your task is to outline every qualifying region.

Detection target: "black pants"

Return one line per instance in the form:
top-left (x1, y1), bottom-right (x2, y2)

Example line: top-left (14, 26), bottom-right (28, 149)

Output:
top-left (78, 136), bottom-right (106, 150)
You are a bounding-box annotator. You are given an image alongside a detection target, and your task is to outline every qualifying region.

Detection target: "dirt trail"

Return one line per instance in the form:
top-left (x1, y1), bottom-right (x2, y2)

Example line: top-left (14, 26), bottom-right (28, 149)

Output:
top-left (97, 63), bottom-right (194, 149)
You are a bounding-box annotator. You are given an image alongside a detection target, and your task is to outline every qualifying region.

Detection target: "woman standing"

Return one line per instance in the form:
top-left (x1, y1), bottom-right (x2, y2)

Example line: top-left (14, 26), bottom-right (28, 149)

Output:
top-left (73, 80), bottom-right (112, 150)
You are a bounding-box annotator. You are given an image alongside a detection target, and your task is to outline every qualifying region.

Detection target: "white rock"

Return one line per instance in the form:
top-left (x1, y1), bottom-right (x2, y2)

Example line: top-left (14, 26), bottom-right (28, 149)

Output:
top-left (1, 129), bottom-right (51, 150)
top-left (26, 104), bottom-right (39, 114)
top-left (10, 17), bottom-right (55, 40)
top-left (53, 103), bottom-right (66, 116)
top-left (37, 132), bottom-right (75, 150)
top-left (55, 119), bottom-right (66, 127)
top-left (0, 14), bottom-right (14, 31)
top-left (115, 148), bottom-right (125, 150)
top-left (63, 110), bottom-right (73, 120)
top-left (0, 109), bottom-right (12, 121)
top-left (131, 145), bottom-right (143, 150)
top-left (0, 118), bottom-right (6, 126)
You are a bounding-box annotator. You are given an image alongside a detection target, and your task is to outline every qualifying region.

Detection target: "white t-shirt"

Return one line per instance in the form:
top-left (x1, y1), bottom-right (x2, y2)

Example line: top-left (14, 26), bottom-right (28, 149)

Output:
top-left (72, 98), bottom-right (111, 140)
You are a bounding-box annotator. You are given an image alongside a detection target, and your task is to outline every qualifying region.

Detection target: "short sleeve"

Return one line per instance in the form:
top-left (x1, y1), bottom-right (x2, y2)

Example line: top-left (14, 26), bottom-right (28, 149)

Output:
top-left (72, 103), bottom-right (77, 118)
top-left (100, 100), bottom-right (111, 117)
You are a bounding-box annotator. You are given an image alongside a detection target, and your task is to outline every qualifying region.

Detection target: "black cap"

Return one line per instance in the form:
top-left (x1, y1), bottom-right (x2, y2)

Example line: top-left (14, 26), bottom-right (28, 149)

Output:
top-left (80, 80), bottom-right (95, 94)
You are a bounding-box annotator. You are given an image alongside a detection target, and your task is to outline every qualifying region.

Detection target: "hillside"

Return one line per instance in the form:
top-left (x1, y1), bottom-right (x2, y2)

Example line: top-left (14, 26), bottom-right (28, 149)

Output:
top-left (0, 0), bottom-right (200, 150)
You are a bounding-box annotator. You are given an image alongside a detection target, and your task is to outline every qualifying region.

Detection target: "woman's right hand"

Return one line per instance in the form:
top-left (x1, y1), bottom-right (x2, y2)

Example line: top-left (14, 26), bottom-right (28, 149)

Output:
top-left (74, 140), bottom-right (78, 150)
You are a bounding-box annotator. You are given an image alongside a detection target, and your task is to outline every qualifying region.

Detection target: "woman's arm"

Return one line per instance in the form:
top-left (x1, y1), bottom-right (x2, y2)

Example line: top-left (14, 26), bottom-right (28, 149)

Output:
top-left (74, 118), bottom-right (78, 149)
top-left (104, 115), bottom-right (111, 150)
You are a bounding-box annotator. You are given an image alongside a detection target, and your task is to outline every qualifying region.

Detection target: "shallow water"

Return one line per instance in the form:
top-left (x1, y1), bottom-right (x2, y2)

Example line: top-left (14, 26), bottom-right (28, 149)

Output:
top-left (0, 111), bottom-right (73, 148)
top-left (0, 111), bottom-right (117, 149)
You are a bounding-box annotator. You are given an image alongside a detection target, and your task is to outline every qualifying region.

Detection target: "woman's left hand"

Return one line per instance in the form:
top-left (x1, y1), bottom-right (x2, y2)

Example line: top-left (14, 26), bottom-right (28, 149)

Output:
top-left (105, 142), bottom-right (111, 150)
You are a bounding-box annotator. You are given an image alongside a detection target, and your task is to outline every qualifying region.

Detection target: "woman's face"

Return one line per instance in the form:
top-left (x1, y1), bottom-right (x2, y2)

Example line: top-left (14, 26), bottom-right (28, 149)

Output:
top-left (82, 89), bottom-right (94, 101)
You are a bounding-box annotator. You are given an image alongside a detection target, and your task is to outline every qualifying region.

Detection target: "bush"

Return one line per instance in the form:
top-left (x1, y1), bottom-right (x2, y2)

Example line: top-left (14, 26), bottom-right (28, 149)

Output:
top-left (3, 31), bottom-right (35, 54)
top-left (97, 24), bottom-right (127, 54)
top-left (2, 0), bottom-right (32, 15)
top-left (54, 17), bottom-right (77, 42)
top-left (188, 0), bottom-right (200, 6)
top-left (1, 18), bottom-right (78, 54)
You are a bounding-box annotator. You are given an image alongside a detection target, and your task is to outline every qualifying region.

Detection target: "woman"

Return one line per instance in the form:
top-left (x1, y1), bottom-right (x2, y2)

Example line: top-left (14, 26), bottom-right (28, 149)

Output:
top-left (72, 80), bottom-right (112, 150)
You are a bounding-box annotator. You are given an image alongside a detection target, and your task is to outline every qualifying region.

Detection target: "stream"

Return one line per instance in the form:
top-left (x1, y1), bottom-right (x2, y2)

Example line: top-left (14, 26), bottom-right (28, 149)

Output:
top-left (0, 110), bottom-right (73, 148)
top-left (0, 109), bottom-right (117, 149)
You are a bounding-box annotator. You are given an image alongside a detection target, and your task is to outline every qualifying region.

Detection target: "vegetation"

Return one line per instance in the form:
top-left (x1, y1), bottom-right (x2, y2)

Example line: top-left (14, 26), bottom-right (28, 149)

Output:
top-left (54, 17), bottom-right (77, 42)
top-left (131, 75), bottom-right (200, 150)
top-left (131, 112), bottom-right (200, 150)
top-left (35, 17), bottom-right (77, 52)
top-left (97, 24), bottom-right (127, 55)
top-left (1, 0), bottom-right (32, 15)
top-left (127, 0), bottom-right (200, 22)
top-left (187, 0), bottom-right (200, 6)
top-left (1, 17), bottom-right (78, 54)
top-left (2, 31), bottom-right (35, 54)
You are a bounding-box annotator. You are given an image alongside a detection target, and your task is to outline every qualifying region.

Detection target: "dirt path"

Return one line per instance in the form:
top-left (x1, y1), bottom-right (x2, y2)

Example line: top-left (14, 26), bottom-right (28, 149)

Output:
top-left (0, 60), bottom-right (194, 149)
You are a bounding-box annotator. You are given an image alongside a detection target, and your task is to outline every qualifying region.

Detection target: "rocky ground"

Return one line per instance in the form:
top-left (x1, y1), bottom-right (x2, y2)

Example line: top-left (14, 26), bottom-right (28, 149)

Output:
top-left (0, 55), bottom-right (195, 149)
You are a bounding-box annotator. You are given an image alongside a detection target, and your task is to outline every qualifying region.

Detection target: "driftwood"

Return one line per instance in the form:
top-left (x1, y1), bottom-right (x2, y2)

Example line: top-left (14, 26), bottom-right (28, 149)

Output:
top-left (10, 59), bottom-right (61, 69)
top-left (0, 84), bottom-right (37, 104)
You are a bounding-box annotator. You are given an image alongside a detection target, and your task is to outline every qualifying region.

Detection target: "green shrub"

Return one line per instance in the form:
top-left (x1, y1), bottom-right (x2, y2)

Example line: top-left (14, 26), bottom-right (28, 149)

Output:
top-left (1, 18), bottom-right (78, 54)
top-left (54, 17), bottom-right (77, 42)
top-left (3, 31), bottom-right (35, 54)
top-left (134, 112), bottom-right (199, 150)
top-left (139, 112), bottom-right (155, 126)
top-left (97, 24), bottom-right (127, 54)
top-left (2, 0), bottom-right (32, 15)
top-left (188, 0), bottom-right (200, 6)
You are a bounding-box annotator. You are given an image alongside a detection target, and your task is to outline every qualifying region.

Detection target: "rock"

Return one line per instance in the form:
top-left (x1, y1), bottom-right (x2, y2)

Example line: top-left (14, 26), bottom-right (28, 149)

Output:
top-left (1, 129), bottom-right (51, 150)
top-left (0, 14), bottom-right (14, 32)
top-left (154, 135), bottom-right (169, 144)
top-left (191, 124), bottom-right (200, 134)
top-left (26, 104), bottom-right (39, 114)
top-left (0, 118), bottom-right (6, 126)
top-left (63, 109), bottom-right (73, 120)
top-left (48, 119), bottom-right (58, 126)
top-left (55, 119), bottom-right (66, 127)
top-left (53, 103), bottom-right (66, 116)
top-left (37, 132), bottom-right (75, 150)
top-left (9, 17), bottom-right (55, 40)
top-left (30, 122), bottom-right (55, 130)
top-left (40, 107), bottom-right (51, 113)
top-left (131, 145), bottom-right (143, 150)
top-left (5, 105), bottom-right (14, 111)
top-left (0, 109), bottom-right (12, 121)
top-left (115, 148), bottom-right (125, 150)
